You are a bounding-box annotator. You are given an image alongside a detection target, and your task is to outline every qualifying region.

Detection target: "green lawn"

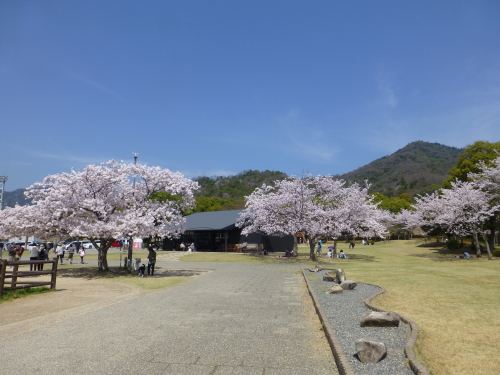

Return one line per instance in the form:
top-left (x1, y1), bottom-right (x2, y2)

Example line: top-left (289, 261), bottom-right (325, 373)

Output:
top-left (321, 240), bottom-right (499, 375)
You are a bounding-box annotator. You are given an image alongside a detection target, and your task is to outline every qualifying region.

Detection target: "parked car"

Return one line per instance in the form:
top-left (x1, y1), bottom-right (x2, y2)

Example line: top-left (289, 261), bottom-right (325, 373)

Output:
top-left (65, 241), bottom-right (99, 249)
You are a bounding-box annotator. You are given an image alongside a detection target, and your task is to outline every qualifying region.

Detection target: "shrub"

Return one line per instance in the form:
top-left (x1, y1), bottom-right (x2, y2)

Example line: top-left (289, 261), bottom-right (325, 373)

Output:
top-left (492, 249), bottom-right (500, 257)
top-left (447, 239), bottom-right (461, 250)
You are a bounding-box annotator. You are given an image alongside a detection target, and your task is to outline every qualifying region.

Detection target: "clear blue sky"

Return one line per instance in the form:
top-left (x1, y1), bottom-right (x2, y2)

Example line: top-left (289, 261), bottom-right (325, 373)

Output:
top-left (1, 1), bottom-right (499, 190)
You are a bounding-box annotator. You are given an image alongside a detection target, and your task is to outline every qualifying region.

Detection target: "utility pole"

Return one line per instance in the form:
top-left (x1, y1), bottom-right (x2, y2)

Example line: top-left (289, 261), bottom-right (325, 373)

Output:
top-left (127, 153), bottom-right (139, 274)
top-left (0, 176), bottom-right (7, 210)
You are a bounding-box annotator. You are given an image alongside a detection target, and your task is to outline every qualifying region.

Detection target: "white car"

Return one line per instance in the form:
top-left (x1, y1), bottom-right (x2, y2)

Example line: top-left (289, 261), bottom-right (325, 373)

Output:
top-left (65, 241), bottom-right (100, 249)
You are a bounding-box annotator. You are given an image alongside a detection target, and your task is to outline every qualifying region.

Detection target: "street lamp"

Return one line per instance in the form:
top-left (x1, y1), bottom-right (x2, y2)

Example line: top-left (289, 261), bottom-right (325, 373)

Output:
top-left (128, 152), bottom-right (139, 274)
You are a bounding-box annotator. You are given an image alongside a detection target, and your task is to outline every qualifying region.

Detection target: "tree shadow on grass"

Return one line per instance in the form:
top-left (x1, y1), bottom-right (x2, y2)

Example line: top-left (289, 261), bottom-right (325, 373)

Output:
top-left (410, 245), bottom-right (477, 262)
top-left (57, 267), bottom-right (207, 280)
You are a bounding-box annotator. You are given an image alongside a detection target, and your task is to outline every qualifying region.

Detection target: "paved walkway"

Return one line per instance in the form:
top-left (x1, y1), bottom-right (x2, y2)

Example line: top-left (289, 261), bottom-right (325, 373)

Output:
top-left (1, 261), bottom-right (339, 375)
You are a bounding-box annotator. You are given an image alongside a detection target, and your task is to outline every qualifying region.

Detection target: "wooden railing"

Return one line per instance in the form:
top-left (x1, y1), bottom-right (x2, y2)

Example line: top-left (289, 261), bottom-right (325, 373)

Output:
top-left (0, 258), bottom-right (58, 296)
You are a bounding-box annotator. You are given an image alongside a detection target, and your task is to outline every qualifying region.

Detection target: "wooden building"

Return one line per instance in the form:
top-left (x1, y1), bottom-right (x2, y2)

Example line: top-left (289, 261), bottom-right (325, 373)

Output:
top-left (180, 209), bottom-right (293, 252)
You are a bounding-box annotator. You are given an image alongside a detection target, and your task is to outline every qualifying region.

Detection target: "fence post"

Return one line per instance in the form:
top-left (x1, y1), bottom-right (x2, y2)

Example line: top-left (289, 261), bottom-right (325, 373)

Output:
top-left (0, 259), bottom-right (7, 296)
top-left (11, 260), bottom-right (19, 289)
top-left (50, 257), bottom-right (58, 290)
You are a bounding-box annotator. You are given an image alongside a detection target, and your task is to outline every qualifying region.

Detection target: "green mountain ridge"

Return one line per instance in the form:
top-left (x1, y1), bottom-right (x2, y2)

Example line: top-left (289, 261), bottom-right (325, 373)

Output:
top-left (2, 141), bottom-right (464, 208)
top-left (339, 141), bottom-right (463, 197)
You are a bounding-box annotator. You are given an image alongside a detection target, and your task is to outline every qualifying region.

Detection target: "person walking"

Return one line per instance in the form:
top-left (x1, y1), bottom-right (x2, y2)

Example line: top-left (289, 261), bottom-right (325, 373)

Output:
top-left (7, 243), bottom-right (16, 268)
top-left (79, 248), bottom-right (86, 264)
top-left (38, 244), bottom-right (47, 271)
top-left (147, 246), bottom-right (156, 276)
top-left (29, 243), bottom-right (39, 271)
top-left (55, 242), bottom-right (65, 264)
top-left (316, 239), bottom-right (322, 256)
top-left (16, 244), bottom-right (24, 260)
top-left (67, 244), bottom-right (75, 264)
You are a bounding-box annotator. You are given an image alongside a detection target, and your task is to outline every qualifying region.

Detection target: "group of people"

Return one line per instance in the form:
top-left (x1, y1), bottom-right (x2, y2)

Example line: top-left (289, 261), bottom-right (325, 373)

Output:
top-left (1, 241), bottom-right (88, 266)
top-left (179, 242), bottom-right (196, 252)
top-left (324, 249), bottom-right (348, 259)
top-left (1, 242), bottom-right (50, 270)
top-left (54, 242), bottom-right (86, 264)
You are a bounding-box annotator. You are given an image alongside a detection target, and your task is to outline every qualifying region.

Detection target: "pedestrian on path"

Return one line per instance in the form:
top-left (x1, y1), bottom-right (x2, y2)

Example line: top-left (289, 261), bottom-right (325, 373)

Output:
top-left (79, 248), bottom-right (86, 264)
top-left (55, 242), bottom-right (65, 264)
top-left (147, 246), bottom-right (156, 276)
top-left (67, 244), bottom-right (75, 264)
top-left (7, 243), bottom-right (16, 267)
top-left (29, 243), bottom-right (39, 271)
top-left (38, 245), bottom-right (47, 271)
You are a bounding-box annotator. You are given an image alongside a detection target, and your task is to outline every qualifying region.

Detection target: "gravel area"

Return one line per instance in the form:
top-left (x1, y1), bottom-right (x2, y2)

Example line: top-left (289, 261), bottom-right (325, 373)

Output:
top-left (306, 270), bottom-right (415, 375)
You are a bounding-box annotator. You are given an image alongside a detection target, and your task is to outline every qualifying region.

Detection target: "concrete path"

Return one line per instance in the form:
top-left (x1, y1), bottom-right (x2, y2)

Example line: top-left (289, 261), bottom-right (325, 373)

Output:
top-left (1, 261), bottom-right (339, 375)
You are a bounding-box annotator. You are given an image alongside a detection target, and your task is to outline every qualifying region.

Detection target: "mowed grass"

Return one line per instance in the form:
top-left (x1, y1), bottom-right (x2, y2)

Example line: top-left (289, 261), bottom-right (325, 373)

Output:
top-left (181, 240), bottom-right (500, 375)
top-left (320, 240), bottom-right (500, 375)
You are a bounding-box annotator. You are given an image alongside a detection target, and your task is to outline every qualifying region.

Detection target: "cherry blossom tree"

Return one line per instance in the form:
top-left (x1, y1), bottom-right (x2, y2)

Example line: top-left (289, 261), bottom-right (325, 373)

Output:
top-left (414, 181), bottom-right (497, 259)
top-left (0, 160), bottom-right (198, 271)
top-left (437, 180), bottom-right (496, 259)
top-left (469, 155), bottom-right (500, 250)
top-left (237, 175), bottom-right (386, 260)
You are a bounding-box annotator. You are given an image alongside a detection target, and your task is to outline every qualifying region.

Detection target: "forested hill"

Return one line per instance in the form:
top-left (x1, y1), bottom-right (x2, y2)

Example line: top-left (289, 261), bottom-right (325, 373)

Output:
top-left (339, 141), bottom-right (463, 197)
top-left (2, 141), bottom-right (464, 208)
top-left (194, 170), bottom-right (288, 198)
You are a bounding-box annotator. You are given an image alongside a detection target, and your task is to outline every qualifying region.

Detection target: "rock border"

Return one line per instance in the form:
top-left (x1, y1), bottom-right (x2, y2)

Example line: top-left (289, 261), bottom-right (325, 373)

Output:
top-left (302, 270), bottom-right (430, 375)
top-left (302, 269), bottom-right (355, 375)
top-left (362, 283), bottom-right (430, 375)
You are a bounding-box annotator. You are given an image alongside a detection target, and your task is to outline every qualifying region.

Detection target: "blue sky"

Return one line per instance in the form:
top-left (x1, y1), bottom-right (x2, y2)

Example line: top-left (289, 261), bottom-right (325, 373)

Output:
top-left (1, 1), bottom-right (499, 190)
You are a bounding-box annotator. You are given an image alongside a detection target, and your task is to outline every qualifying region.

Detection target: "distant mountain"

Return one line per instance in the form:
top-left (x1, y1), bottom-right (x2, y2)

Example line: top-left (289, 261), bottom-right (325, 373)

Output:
top-left (2, 188), bottom-right (31, 208)
top-left (339, 141), bottom-right (463, 197)
top-left (1, 142), bottom-right (464, 207)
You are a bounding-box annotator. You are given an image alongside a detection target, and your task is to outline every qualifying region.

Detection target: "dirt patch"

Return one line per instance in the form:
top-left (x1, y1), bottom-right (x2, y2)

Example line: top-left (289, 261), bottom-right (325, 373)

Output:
top-left (0, 276), bottom-right (147, 340)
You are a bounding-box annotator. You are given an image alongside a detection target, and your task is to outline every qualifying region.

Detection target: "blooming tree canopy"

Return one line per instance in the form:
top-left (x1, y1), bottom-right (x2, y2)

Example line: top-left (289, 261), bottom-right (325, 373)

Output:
top-left (413, 180), bottom-right (498, 259)
top-left (0, 160), bottom-right (198, 271)
top-left (237, 175), bottom-right (386, 260)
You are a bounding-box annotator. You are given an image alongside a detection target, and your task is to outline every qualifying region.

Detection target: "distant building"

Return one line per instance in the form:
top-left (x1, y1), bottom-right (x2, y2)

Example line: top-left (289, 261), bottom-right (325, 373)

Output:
top-left (177, 209), bottom-right (293, 252)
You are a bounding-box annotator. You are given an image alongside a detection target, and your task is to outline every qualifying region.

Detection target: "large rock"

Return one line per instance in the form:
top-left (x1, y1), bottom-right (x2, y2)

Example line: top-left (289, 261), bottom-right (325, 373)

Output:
top-left (309, 265), bottom-right (323, 272)
top-left (340, 280), bottom-right (357, 290)
top-left (334, 269), bottom-right (346, 283)
top-left (323, 272), bottom-right (336, 282)
top-left (326, 284), bottom-right (344, 294)
top-left (355, 338), bottom-right (387, 363)
top-left (360, 311), bottom-right (400, 327)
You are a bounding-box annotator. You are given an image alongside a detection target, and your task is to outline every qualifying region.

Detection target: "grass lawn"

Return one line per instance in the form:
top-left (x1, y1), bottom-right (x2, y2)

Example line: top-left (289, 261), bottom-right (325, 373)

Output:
top-left (322, 240), bottom-right (500, 375)
top-left (181, 240), bottom-right (500, 375)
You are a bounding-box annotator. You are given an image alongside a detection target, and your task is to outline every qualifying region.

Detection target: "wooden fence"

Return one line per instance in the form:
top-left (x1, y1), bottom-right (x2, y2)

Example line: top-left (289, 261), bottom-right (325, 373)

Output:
top-left (0, 258), bottom-right (58, 296)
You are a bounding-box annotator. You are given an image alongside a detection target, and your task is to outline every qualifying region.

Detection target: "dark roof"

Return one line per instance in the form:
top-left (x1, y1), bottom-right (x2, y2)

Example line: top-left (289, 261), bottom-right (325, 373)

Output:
top-left (185, 210), bottom-right (244, 231)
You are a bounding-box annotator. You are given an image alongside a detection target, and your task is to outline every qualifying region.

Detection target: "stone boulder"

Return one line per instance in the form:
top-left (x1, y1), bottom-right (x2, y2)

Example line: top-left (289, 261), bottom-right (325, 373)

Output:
top-left (326, 284), bottom-right (344, 294)
top-left (323, 272), bottom-right (337, 282)
top-left (340, 280), bottom-right (357, 290)
top-left (355, 338), bottom-right (387, 363)
top-left (334, 269), bottom-right (346, 283)
top-left (309, 265), bottom-right (323, 272)
top-left (360, 311), bottom-right (400, 327)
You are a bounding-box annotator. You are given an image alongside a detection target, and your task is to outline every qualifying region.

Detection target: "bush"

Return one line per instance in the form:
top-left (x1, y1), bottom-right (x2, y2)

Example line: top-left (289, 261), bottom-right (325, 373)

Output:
top-left (492, 249), bottom-right (500, 257)
top-left (446, 239), bottom-right (461, 250)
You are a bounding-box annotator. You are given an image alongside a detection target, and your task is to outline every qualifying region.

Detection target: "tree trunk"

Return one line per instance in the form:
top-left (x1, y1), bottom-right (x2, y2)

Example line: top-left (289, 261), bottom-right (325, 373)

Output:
top-left (486, 216), bottom-right (496, 252)
top-left (97, 243), bottom-right (111, 272)
top-left (333, 239), bottom-right (338, 255)
top-left (309, 239), bottom-right (316, 261)
top-left (480, 232), bottom-right (493, 260)
top-left (292, 235), bottom-right (298, 257)
top-left (472, 232), bottom-right (482, 257)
